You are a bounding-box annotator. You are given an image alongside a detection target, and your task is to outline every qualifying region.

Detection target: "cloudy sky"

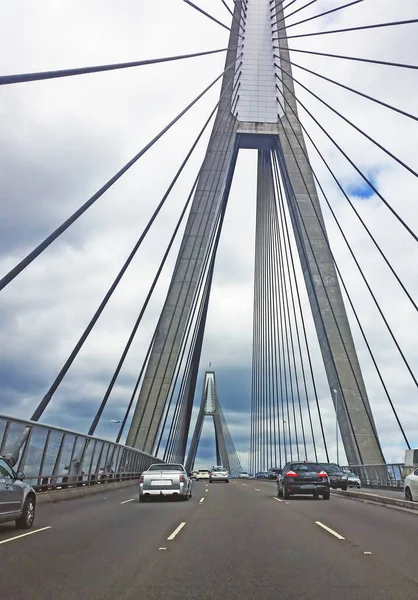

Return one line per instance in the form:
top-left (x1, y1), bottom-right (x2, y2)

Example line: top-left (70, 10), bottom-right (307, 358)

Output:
top-left (1, 0), bottom-right (418, 471)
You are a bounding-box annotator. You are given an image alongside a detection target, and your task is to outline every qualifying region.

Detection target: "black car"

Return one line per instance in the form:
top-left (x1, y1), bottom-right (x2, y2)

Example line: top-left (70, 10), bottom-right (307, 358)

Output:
top-left (320, 463), bottom-right (348, 491)
top-left (277, 462), bottom-right (330, 500)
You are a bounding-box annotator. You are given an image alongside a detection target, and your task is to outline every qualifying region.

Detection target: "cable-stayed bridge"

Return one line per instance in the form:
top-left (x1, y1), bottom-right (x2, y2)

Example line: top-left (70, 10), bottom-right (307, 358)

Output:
top-left (1, 2), bottom-right (418, 596)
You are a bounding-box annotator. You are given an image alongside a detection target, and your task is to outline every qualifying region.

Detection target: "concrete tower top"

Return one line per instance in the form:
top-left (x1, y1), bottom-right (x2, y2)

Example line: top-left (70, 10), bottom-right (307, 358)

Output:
top-left (234, 0), bottom-right (283, 134)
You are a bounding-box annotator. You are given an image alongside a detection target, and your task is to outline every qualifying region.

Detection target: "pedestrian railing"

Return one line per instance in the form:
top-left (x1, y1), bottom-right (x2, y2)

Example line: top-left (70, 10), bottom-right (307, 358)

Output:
top-left (0, 414), bottom-right (161, 491)
top-left (343, 463), bottom-right (404, 489)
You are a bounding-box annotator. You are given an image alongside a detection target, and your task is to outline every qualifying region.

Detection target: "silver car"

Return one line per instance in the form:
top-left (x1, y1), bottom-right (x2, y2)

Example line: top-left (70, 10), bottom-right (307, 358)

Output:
top-left (139, 463), bottom-right (192, 502)
top-left (209, 466), bottom-right (229, 483)
top-left (0, 457), bottom-right (36, 529)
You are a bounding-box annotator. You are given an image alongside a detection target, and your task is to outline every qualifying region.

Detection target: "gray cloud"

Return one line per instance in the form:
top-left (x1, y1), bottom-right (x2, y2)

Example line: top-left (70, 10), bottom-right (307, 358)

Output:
top-left (1, 1), bottom-right (417, 469)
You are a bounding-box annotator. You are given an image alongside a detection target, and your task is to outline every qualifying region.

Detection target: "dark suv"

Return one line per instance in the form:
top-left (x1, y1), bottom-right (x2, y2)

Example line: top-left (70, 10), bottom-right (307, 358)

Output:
top-left (277, 462), bottom-right (330, 500)
top-left (320, 463), bottom-right (347, 491)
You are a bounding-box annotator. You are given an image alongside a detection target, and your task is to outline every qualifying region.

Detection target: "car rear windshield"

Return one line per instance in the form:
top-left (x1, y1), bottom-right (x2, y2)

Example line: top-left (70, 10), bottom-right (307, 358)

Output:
top-left (321, 464), bottom-right (341, 473)
top-left (290, 463), bottom-right (322, 473)
top-left (212, 467), bottom-right (227, 472)
top-left (148, 464), bottom-right (183, 471)
top-left (199, 470), bottom-right (210, 473)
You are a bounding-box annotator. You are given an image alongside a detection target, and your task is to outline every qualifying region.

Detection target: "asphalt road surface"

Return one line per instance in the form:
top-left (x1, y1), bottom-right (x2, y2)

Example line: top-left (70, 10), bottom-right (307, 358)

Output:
top-left (0, 480), bottom-right (417, 600)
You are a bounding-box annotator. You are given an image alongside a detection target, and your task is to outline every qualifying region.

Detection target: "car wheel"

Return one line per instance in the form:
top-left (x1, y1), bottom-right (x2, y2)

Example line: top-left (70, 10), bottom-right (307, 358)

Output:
top-left (16, 495), bottom-right (35, 529)
top-left (277, 487), bottom-right (283, 498)
top-left (283, 488), bottom-right (290, 500)
top-left (313, 492), bottom-right (319, 499)
top-left (405, 487), bottom-right (413, 502)
top-left (342, 485), bottom-right (348, 491)
top-left (226, 480), bottom-right (229, 483)
top-left (322, 491), bottom-right (330, 500)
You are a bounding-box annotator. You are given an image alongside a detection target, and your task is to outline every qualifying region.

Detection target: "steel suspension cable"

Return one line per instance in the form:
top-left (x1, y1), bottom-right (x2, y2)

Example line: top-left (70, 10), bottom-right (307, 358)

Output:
top-left (273, 94), bottom-right (411, 447)
top-left (271, 155), bottom-right (315, 461)
top-left (166, 185), bottom-right (229, 461)
top-left (133, 95), bottom-right (241, 454)
top-left (265, 182), bottom-right (278, 467)
top-left (271, 154), bottom-right (319, 462)
top-left (273, 17), bottom-right (418, 41)
top-left (275, 0), bottom-right (365, 32)
top-left (155, 139), bottom-right (241, 458)
top-left (274, 69), bottom-right (418, 243)
top-left (275, 115), bottom-right (389, 452)
top-left (281, 0), bottom-right (301, 13)
top-left (275, 183), bottom-right (301, 460)
top-left (0, 55), bottom-right (242, 292)
top-left (183, 0), bottom-right (243, 36)
top-left (155, 95), bottom-right (241, 458)
top-left (273, 142), bottom-right (365, 463)
top-left (171, 144), bottom-right (238, 463)
top-left (274, 71), bottom-right (418, 391)
top-left (0, 48), bottom-right (229, 85)
top-left (274, 0), bottom-right (319, 31)
top-left (30, 76), bottom-right (241, 423)
top-left (127, 71), bottom-right (242, 449)
top-left (87, 169), bottom-right (199, 436)
top-left (274, 44), bottom-right (418, 71)
top-left (87, 74), bottom-right (242, 436)
top-left (275, 55), bottom-right (418, 124)
top-left (220, 0), bottom-right (247, 31)
top-left (273, 61), bottom-right (418, 311)
top-left (268, 180), bottom-right (288, 466)
top-left (271, 152), bottom-right (328, 462)
top-left (273, 185), bottom-right (293, 463)
top-left (252, 170), bottom-right (263, 472)
top-left (115, 332), bottom-right (155, 444)
top-left (264, 157), bottom-right (283, 468)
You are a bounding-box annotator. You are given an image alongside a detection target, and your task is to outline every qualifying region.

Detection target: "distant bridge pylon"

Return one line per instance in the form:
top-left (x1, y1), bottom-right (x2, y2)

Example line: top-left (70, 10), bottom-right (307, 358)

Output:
top-left (185, 371), bottom-right (242, 476)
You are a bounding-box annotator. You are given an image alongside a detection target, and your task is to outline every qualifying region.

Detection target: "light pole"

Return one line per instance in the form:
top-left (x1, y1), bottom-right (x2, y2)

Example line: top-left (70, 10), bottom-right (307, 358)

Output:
top-left (283, 420), bottom-right (287, 465)
top-left (332, 389), bottom-right (339, 465)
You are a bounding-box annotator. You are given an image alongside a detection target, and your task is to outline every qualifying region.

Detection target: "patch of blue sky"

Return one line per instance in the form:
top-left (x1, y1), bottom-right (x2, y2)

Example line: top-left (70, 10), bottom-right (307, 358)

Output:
top-left (345, 172), bottom-right (378, 199)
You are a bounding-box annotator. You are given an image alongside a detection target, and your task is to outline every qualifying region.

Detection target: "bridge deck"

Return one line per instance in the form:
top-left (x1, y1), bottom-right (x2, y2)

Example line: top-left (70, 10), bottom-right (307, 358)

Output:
top-left (0, 480), bottom-right (417, 599)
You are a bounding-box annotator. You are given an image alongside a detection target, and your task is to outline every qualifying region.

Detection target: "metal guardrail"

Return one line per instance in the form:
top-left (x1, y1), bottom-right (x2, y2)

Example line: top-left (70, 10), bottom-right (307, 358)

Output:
top-left (343, 463), bottom-right (405, 489)
top-left (0, 414), bottom-right (161, 491)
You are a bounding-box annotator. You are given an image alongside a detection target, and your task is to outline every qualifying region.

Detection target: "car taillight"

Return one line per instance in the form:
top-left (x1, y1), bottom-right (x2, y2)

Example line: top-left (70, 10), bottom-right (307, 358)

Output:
top-left (139, 475), bottom-right (144, 483)
top-left (180, 475), bottom-right (185, 482)
top-left (285, 470), bottom-right (298, 477)
top-left (318, 471), bottom-right (328, 478)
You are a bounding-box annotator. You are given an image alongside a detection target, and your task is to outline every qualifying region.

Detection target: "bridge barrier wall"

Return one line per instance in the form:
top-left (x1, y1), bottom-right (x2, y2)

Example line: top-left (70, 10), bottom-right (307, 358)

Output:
top-left (332, 489), bottom-right (418, 513)
top-left (0, 414), bottom-right (162, 492)
top-left (343, 463), bottom-right (404, 490)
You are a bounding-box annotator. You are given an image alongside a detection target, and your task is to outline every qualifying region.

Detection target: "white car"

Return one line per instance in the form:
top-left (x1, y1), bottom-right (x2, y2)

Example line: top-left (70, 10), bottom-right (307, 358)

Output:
top-left (404, 468), bottom-right (418, 501)
top-left (195, 469), bottom-right (210, 481)
top-left (342, 472), bottom-right (361, 488)
top-left (238, 472), bottom-right (250, 479)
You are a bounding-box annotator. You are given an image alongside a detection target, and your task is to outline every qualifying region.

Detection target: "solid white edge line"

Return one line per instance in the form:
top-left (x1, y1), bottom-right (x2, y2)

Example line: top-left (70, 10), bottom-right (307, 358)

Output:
top-left (120, 498), bottom-right (134, 504)
top-left (0, 526), bottom-right (52, 545)
top-left (315, 521), bottom-right (345, 540)
top-left (167, 522), bottom-right (186, 541)
top-left (200, 497), bottom-right (205, 503)
top-left (273, 496), bottom-right (283, 502)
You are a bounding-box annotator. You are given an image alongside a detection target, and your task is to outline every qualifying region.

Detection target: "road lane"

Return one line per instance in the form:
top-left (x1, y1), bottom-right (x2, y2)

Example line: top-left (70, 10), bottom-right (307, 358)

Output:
top-left (1, 479), bottom-right (417, 599)
top-left (246, 478), bottom-right (418, 584)
top-left (0, 483), bottom-right (202, 600)
top-left (136, 480), bottom-right (417, 599)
